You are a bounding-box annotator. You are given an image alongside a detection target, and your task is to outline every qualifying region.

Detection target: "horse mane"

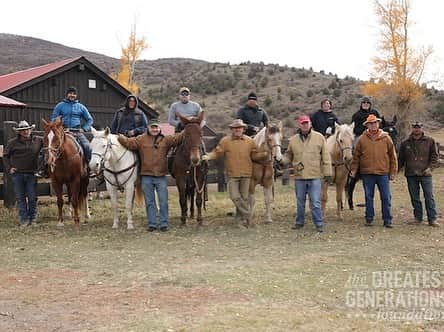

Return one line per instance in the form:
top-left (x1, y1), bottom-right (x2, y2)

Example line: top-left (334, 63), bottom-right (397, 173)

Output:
top-left (254, 127), bottom-right (267, 147)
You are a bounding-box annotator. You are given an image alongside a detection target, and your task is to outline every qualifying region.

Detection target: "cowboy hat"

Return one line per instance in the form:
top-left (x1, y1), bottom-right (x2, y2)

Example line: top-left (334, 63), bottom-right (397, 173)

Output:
top-left (363, 114), bottom-right (382, 126)
top-left (228, 119), bottom-right (247, 128)
top-left (13, 120), bottom-right (35, 131)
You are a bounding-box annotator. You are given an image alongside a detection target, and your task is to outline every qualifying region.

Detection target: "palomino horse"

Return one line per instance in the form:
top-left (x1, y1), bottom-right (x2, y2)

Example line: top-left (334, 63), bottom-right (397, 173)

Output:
top-left (249, 123), bottom-right (283, 224)
top-left (89, 127), bottom-right (143, 230)
top-left (321, 123), bottom-right (354, 220)
top-left (171, 112), bottom-right (207, 226)
top-left (42, 117), bottom-right (89, 229)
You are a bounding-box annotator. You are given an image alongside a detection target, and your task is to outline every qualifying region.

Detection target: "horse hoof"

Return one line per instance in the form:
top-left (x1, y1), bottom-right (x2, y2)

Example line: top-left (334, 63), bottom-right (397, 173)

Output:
top-left (127, 224), bottom-right (135, 230)
top-left (112, 224), bottom-right (118, 229)
top-left (56, 222), bottom-right (64, 228)
top-left (264, 219), bottom-right (272, 224)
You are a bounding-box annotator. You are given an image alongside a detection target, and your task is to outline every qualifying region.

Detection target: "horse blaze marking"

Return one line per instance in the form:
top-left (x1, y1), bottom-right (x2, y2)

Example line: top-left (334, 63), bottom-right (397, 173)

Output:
top-left (48, 130), bottom-right (54, 147)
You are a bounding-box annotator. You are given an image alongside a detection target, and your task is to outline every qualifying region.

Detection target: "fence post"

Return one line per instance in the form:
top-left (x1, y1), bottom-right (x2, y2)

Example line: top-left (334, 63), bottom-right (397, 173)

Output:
top-left (3, 121), bottom-right (17, 208)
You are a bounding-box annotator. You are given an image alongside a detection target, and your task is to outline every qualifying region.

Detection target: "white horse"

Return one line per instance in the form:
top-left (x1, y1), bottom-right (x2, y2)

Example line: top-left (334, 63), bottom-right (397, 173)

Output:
top-left (89, 127), bottom-right (143, 230)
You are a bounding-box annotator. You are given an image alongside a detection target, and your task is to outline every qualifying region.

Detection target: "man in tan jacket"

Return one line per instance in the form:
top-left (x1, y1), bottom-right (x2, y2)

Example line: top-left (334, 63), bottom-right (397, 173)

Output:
top-left (203, 119), bottom-right (267, 226)
top-left (281, 115), bottom-right (332, 232)
top-left (350, 114), bottom-right (397, 228)
top-left (118, 119), bottom-right (182, 232)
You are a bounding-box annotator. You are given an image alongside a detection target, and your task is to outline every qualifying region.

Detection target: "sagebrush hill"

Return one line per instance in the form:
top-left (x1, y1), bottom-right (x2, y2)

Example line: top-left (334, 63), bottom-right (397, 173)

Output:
top-left (1, 33), bottom-right (443, 135)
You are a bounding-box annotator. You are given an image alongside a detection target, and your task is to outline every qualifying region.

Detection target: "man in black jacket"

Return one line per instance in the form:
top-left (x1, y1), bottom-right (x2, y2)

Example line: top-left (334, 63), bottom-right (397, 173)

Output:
top-left (110, 95), bottom-right (148, 137)
top-left (4, 121), bottom-right (43, 226)
top-left (310, 98), bottom-right (340, 137)
top-left (351, 96), bottom-right (384, 140)
top-left (236, 92), bottom-right (269, 137)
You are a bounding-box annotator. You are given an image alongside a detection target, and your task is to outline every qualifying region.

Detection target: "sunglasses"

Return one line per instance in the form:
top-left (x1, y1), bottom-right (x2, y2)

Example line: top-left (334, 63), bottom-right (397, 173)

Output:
top-left (180, 92), bottom-right (190, 96)
top-left (362, 101), bottom-right (370, 104)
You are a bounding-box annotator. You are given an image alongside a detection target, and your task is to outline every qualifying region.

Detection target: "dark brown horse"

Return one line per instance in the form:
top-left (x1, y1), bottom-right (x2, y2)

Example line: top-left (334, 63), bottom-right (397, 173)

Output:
top-left (42, 117), bottom-right (89, 229)
top-left (171, 112), bottom-right (207, 226)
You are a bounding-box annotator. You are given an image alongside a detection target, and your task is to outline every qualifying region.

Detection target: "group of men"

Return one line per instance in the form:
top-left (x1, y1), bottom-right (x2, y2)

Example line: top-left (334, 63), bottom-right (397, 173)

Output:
top-left (3, 86), bottom-right (440, 231)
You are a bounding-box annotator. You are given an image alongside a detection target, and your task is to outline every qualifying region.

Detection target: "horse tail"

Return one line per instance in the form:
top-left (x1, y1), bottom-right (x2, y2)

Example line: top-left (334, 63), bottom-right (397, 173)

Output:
top-left (78, 175), bottom-right (89, 211)
top-left (134, 181), bottom-right (144, 206)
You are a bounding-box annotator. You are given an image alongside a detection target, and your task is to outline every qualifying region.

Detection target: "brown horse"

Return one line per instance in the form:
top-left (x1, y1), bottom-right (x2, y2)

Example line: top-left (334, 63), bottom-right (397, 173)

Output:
top-left (171, 112), bottom-right (207, 226)
top-left (42, 117), bottom-right (89, 229)
top-left (321, 123), bottom-right (354, 220)
top-left (249, 122), bottom-right (283, 224)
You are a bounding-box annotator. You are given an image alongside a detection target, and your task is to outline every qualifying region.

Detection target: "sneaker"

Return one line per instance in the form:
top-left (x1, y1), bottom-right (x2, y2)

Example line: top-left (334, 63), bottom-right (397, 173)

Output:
top-left (316, 225), bottom-right (324, 233)
top-left (292, 224), bottom-right (304, 230)
top-left (384, 223), bottom-right (393, 228)
top-left (365, 219), bottom-right (373, 226)
top-left (429, 221), bottom-right (440, 227)
top-left (147, 226), bottom-right (156, 232)
top-left (20, 221), bottom-right (30, 228)
top-left (160, 226), bottom-right (169, 232)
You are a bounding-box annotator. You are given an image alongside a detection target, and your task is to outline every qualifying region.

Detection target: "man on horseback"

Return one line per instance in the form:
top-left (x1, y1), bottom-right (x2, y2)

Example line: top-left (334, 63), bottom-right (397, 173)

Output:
top-left (236, 92), bottom-right (269, 137)
top-left (351, 96), bottom-right (385, 143)
top-left (168, 87), bottom-right (205, 132)
top-left (310, 98), bottom-right (340, 137)
top-left (111, 94), bottom-right (148, 137)
top-left (36, 87), bottom-right (93, 177)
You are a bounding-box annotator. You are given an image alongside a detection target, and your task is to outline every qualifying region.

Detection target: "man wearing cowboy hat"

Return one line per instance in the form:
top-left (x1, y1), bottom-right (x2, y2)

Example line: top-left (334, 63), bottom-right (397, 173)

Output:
top-left (203, 119), bottom-right (267, 227)
top-left (351, 114), bottom-right (398, 228)
top-left (3, 121), bottom-right (43, 227)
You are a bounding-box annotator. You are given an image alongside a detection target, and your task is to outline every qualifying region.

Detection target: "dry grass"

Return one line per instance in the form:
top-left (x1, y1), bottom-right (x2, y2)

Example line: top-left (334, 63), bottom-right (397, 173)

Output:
top-left (1, 170), bottom-right (444, 331)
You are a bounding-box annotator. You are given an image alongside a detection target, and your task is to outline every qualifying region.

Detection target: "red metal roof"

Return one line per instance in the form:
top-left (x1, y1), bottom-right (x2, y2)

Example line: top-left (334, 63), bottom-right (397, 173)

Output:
top-left (0, 95), bottom-right (26, 107)
top-left (159, 123), bottom-right (175, 136)
top-left (0, 57), bottom-right (80, 93)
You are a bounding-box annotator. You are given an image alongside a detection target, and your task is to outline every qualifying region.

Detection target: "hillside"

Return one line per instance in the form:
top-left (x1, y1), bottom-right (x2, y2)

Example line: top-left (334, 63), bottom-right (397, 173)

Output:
top-left (1, 33), bottom-right (443, 134)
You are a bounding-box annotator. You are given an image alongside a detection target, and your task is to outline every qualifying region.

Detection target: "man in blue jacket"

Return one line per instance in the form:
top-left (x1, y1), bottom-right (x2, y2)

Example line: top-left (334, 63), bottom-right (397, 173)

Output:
top-left (52, 86), bottom-right (93, 163)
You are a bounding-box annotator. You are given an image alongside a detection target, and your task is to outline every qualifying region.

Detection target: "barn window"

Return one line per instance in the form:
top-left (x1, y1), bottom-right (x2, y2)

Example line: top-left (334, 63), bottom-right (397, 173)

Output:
top-left (88, 79), bottom-right (96, 89)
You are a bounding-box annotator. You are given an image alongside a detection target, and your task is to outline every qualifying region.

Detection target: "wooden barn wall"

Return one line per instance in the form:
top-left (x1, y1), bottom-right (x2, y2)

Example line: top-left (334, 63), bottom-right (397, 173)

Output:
top-left (6, 66), bottom-right (130, 130)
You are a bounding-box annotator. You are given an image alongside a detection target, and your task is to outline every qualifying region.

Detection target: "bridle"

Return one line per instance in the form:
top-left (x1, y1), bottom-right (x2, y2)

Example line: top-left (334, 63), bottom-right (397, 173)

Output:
top-left (332, 130), bottom-right (353, 175)
top-left (43, 128), bottom-right (65, 161)
top-left (92, 136), bottom-right (137, 190)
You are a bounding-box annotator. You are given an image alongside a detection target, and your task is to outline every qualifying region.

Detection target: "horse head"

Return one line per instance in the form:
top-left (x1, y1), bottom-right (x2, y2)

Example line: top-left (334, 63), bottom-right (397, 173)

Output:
top-left (266, 121), bottom-right (283, 161)
top-left (89, 127), bottom-right (112, 176)
top-left (333, 123), bottom-right (354, 163)
top-left (42, 117), bottom-right (65, 172)
top-left (178, 112), bottom-right (204, 166)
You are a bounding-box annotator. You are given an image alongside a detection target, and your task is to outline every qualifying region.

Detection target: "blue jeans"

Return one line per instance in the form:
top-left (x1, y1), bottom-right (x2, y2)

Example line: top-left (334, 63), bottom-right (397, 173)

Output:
top-left (73, 132), bottom-right (92, 164)
top-left (12, 172), bottom-right (37, 224)
top-left (362, 174), bottom-right (392, 224)
top-left (406, 176), bottom-right (437, 222)
top-left (141, 176), bottom-right (168, 228)
top-left (294, 179), bottom-right (323, 226)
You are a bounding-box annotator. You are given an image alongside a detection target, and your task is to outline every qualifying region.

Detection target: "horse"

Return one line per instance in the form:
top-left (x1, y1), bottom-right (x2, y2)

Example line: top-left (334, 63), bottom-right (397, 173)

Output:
top-left (346, 116), bottom-right (398, 210)
top-left (171, 112), bottom-right (207, 226)
top-left (321, 123), bottom-right (354, 220)
top-left (89, 127), bottom-right (143, 230)
top-left (249, 122), bottom-right (283, 224)
top-left (42, 117), bottom-right (89, 229)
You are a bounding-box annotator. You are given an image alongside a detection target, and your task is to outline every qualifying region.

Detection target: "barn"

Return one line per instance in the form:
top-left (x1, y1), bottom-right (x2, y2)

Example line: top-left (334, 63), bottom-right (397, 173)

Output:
top-left (0, 56), bottom-right (158, 144)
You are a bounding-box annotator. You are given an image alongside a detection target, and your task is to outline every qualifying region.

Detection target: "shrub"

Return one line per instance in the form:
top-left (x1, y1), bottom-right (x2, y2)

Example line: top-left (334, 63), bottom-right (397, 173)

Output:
top-left (333, 89), bottom-right (342, 97)
top-left (264, 96), bottom-right (273, 107)
top-left (306, 90), bottom-right (314, 98)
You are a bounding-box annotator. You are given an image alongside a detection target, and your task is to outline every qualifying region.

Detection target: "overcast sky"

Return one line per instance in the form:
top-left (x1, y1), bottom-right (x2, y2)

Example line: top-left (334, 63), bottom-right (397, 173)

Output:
top-left (1, 0), bottom-right (443, 86)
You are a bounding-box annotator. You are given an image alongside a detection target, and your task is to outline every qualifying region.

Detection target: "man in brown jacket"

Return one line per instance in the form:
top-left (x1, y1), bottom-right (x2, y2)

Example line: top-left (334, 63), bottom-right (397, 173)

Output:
top-left (118, 119), bottom-right (182, 232)
top-left (398, 121), bottom-right (439, 226)
top-left (203, 119), bottom-right (267, 226)
top-left (351, 114), bottom-right (397, 228)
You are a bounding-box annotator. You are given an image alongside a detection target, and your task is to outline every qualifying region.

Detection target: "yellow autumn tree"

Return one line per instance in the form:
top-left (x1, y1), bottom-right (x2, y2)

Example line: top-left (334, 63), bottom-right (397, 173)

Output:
top-left (362, 0), bottom-right (433, 140)
top-left (114, 23), bottom-right (149, 95)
